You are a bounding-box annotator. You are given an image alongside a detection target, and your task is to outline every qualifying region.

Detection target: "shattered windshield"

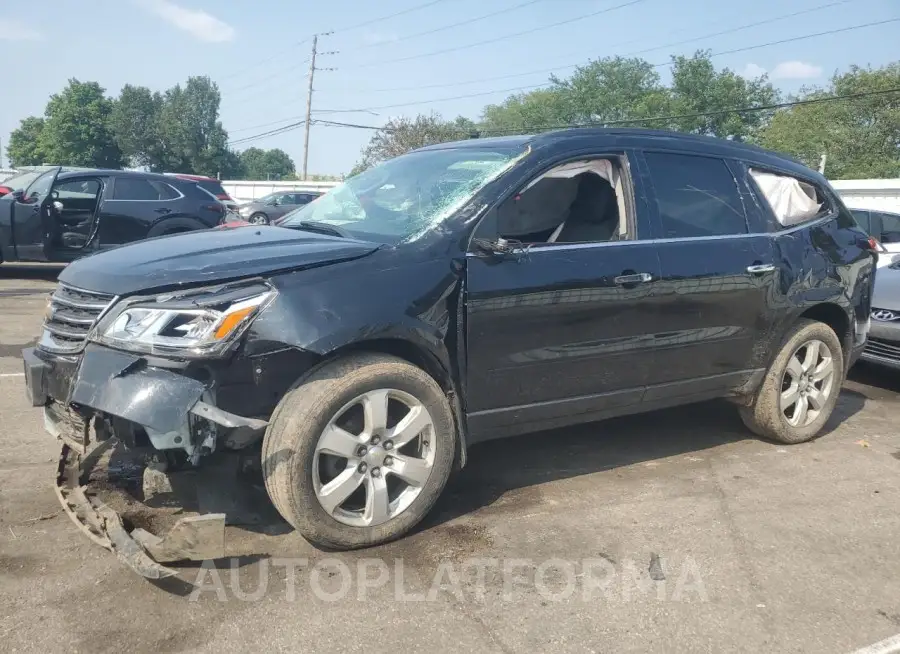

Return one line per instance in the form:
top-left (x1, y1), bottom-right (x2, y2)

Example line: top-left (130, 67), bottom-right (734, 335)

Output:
top-left (279, 146), bottom-right (524, 243)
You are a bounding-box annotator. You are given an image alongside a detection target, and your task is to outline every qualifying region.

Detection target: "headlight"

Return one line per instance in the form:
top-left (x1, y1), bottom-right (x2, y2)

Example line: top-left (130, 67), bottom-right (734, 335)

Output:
top-left (93, 282), bottom-right (276, 357)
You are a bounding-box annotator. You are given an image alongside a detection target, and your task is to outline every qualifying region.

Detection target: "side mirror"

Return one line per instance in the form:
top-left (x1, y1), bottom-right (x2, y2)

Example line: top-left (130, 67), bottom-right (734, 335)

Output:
top-left (11, 190), bottom-right (25, 202)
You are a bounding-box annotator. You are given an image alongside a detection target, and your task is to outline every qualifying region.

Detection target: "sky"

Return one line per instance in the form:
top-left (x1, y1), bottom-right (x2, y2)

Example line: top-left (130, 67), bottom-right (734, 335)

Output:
top-left (1, 0), bottom-right (898, 176)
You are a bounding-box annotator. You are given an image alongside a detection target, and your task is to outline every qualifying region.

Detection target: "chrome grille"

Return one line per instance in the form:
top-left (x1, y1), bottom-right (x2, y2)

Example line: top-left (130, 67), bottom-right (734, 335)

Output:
top-left (39, 284), bottom-right (115, 353)
top-left (864, 337), bottom-right (900, 363)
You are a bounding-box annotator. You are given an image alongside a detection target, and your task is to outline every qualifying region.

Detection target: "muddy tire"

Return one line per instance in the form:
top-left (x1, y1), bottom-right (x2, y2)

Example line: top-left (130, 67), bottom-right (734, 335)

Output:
top-left (262, 353), bottom-right (456, 550)
top-left (739, 319), bottom-right (844, 444)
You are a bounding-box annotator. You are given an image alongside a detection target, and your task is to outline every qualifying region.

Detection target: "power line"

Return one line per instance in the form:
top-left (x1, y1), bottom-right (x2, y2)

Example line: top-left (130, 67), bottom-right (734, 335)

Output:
top-left (319, 87), bottom-right (900, 136)
top-left (350, 0), bottom-right (546, 50)
top-left (215, 1), bottom-right (444, 86)
top-left (329, 0), bottom-right (446, 34)
top-left (228, 120), bottom-right (306, 146)
top-left (344, 0), bottom-right (648, 69)
top-left (227, 88), bottom-right (900, 146)
top-left (314, 17), bottom-right (899, 114)
top-left (330, 0), bottom-right (854, 94)
top-left (217, 37), bottom-right (313, 84)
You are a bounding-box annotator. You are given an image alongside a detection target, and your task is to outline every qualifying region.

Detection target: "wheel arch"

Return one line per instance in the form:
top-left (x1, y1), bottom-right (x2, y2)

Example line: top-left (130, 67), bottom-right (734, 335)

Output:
top-left (323, 337), bottom-right (469, 468)
top-left (146, 216), bottom-right (207, 237)
top-left (798, 302), bottom-right (852, 362)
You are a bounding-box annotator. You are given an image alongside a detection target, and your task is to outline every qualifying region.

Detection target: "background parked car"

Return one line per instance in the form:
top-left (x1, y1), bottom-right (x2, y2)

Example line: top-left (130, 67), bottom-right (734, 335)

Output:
top-left (237, 190), bottom-right (322, 224)
top-left (0, 166), bottom-right (96, 197)
top-left (861, 262), bottom-right (900, 370)
top-left (164, 173), bottom-right (239, 214)
top-left (0, 167), bottom-right (227, 264)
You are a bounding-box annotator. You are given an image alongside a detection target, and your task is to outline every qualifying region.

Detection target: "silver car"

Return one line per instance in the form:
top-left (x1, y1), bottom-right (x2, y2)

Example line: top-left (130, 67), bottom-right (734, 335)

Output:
top-left (237, 191), bottom-right (322, 225)
top-left (862, 262), bottom-right (900, 370)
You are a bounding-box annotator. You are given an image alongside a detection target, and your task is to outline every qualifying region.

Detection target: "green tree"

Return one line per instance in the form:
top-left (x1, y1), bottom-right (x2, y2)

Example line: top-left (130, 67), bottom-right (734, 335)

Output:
top-left (551, 56), bottom-right (672, 125)
top-left (350, 113), bottom-right (470, 174)
top-left (110, 84), bottom-right (165, 169)
top-left (760, 64), bottom-right (900, 178)
top-left (37, 79), bottom-right (123, 167)
top-left (481, 88), bottom-right (572, 135)
top-left (667, 51), bottom-right (780, 140)
top-left (7, 117), bottom-right (47, 166)
top-left (157, 76), bottom-right (232, 176)
top-left (239, 147), bottom-right (295, 179)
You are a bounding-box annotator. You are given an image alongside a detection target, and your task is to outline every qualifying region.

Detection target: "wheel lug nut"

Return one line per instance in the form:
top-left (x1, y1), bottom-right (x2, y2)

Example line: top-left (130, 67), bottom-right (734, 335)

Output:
top-left (384, 440), bottom-right (393, 450)
top-left (371, 435), bottom-right (380, 445)
top-left (357, 446), bottom-right (368, 457)
top-left (358, 462), bottom-right (367, 473)
top-left (384, 456), bottom-right (394, 466)
top-left (371, 467), bottom-right (381, 478)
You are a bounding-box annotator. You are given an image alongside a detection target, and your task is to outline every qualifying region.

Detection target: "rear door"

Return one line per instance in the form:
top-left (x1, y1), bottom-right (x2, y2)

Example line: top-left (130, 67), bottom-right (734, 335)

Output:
top-left (637, 150), bottom-right (776, 401)
top-left (99, 176), bottom-right (183, 245)
top-left (10, 167), bottom-right (60, 261)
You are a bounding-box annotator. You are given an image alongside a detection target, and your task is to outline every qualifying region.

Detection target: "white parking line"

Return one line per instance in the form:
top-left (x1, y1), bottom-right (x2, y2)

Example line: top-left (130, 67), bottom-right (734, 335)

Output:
top-left (0, 373), bottom-right (24, 378)
top-left (851, 634), bottom-right (900, 654)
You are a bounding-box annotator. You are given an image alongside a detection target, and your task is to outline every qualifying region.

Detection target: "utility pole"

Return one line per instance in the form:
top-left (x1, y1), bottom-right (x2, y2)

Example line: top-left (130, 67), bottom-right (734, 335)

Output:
top-left (302, 35), bottom-right (318, 181)
top-left (818, 152), bottom-right (828, 175)
top-left (301, 33), bottom-right (337, 181)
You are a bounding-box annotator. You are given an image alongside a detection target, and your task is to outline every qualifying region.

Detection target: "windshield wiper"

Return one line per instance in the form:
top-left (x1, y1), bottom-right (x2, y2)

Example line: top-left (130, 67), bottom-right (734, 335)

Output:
top-left (290, 220), bottom-right (350, 239)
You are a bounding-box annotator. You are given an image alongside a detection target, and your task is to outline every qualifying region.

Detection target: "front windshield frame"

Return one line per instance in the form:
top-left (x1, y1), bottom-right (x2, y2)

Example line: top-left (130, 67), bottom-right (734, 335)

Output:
top-left (279, 145), bottom-right (526, 244)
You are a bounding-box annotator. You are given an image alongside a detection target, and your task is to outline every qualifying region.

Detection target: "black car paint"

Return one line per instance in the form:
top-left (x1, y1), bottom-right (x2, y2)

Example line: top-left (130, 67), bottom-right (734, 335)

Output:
top-left (0, 170), bottom-right (225, 264)
top-left (24, 129), bottom-right (875, 465)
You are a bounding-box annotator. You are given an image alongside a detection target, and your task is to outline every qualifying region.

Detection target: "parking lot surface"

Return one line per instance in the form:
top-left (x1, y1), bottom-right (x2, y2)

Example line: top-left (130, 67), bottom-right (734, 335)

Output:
top-left (1, 265), bottom-right (899, 653)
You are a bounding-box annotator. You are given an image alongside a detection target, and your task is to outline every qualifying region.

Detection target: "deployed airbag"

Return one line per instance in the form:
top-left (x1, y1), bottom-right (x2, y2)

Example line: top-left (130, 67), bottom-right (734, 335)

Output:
top-left (750, 169), bottom-right (821, 227)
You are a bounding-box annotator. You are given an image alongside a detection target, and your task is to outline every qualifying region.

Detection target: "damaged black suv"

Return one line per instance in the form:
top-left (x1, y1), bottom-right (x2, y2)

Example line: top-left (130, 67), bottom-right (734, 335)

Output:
top-left (23, 129), bottom-right (876, 572)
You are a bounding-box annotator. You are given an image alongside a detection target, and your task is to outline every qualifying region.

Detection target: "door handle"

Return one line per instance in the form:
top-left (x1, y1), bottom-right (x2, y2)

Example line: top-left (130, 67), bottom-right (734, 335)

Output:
top-left (614, 272), bottom-right (653, 285)
top-left (746, 264), bottom-right (776, 274)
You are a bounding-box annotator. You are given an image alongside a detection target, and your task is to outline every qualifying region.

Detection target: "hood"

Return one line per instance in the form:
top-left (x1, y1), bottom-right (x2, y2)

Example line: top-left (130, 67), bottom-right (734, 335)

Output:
top-left (59, 226), bottom-right (380, 296)
top-left (873, 264), bottom-right (900, 311)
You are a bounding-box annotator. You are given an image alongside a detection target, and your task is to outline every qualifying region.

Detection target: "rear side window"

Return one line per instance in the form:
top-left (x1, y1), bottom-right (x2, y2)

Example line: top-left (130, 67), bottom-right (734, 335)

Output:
top-left (644, 152), bottom-right (747, 238)
top-left (113, 178), bottom-right (180, 201)
top-left (197, 179), bottom-right (229, 199)
top-left (851, 209), bottom-right (871, 233)
top-left (875, 211), bottom-right (900, 244)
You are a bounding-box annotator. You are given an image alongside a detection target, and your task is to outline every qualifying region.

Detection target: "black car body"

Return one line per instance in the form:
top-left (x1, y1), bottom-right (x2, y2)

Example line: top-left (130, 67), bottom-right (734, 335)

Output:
top-left (0, 168), bottom-right (226, 263)
top-left (21, 128), bottom-right (876, 574)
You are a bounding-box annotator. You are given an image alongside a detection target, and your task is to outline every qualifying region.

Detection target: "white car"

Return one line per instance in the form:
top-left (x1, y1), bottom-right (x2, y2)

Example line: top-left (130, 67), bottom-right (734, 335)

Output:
top-left (850, 208), bottom-right (900, 267)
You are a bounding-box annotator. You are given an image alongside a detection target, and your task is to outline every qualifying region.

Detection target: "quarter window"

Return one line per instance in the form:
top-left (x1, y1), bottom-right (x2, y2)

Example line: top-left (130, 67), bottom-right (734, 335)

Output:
top-left (644, 152), bottom-right (747, 238)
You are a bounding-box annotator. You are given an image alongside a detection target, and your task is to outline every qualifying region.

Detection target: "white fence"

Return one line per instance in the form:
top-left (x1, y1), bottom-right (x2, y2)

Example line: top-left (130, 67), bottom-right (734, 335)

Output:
top-left (830, 179), bottom-right (900, 213)
top-left (222, 180), bottom-right (340, 203)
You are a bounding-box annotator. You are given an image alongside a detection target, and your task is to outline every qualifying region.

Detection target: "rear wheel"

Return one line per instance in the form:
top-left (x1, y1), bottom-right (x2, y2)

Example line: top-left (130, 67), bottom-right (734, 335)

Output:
top-left (739, 319), bottom-right (843, 444)
top-left (262, 353), bottom-right (456, 549)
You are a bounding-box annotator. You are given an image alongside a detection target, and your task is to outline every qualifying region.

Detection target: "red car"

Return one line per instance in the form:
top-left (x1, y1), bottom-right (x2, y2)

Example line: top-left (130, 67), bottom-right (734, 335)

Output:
top-left (164, 173), bottom-right (238, 213)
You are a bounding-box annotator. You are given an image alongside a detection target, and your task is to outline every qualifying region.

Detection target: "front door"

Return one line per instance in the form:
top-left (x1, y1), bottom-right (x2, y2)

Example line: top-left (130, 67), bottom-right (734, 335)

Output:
top-left (464, 152), bottom-right (663, 439)
top-left (10, 167), bottom-right (60, 261)
top-left (637, 150), bottom-right (777, 401)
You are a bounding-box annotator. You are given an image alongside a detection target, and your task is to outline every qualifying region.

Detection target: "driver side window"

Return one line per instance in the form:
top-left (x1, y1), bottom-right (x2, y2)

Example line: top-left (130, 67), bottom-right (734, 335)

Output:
top-left (495, 157), bottom-right (630, 244)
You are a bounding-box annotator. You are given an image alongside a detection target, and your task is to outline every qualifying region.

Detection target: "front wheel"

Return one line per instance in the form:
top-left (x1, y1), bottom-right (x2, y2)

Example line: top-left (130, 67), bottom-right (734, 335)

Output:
top-left (248, 212), bottom-right (269, 225)
top-left (740, 319), bottom-right (843, 444)
top-left (262, 353), bottom-right (456, 549)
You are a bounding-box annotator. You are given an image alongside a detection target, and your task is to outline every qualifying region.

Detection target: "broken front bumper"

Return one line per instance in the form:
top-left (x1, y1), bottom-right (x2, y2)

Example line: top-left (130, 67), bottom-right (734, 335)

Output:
top-left (23, 344), bottom-right (269, 579)
top-left (23, 344), bottom-right (268, 456)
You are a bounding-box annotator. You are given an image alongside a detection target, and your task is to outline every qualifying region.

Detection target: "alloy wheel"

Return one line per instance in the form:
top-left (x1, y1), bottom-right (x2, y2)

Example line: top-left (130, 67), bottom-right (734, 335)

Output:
top-left (312, 389), bottom-right (436, 527)
top-left (779, 339), bottom-right (836, 427)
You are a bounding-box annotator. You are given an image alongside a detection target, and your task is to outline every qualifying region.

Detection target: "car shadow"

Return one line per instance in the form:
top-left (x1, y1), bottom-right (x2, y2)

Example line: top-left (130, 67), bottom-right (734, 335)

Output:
top-left (417, 391), bottom-right (867, 533)
top-left (0, 264), bottom-right (63, 281)
top-left (96, 389), bottom-right (869, 550)
top-left (847, 361), bottom-right (900, 395)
